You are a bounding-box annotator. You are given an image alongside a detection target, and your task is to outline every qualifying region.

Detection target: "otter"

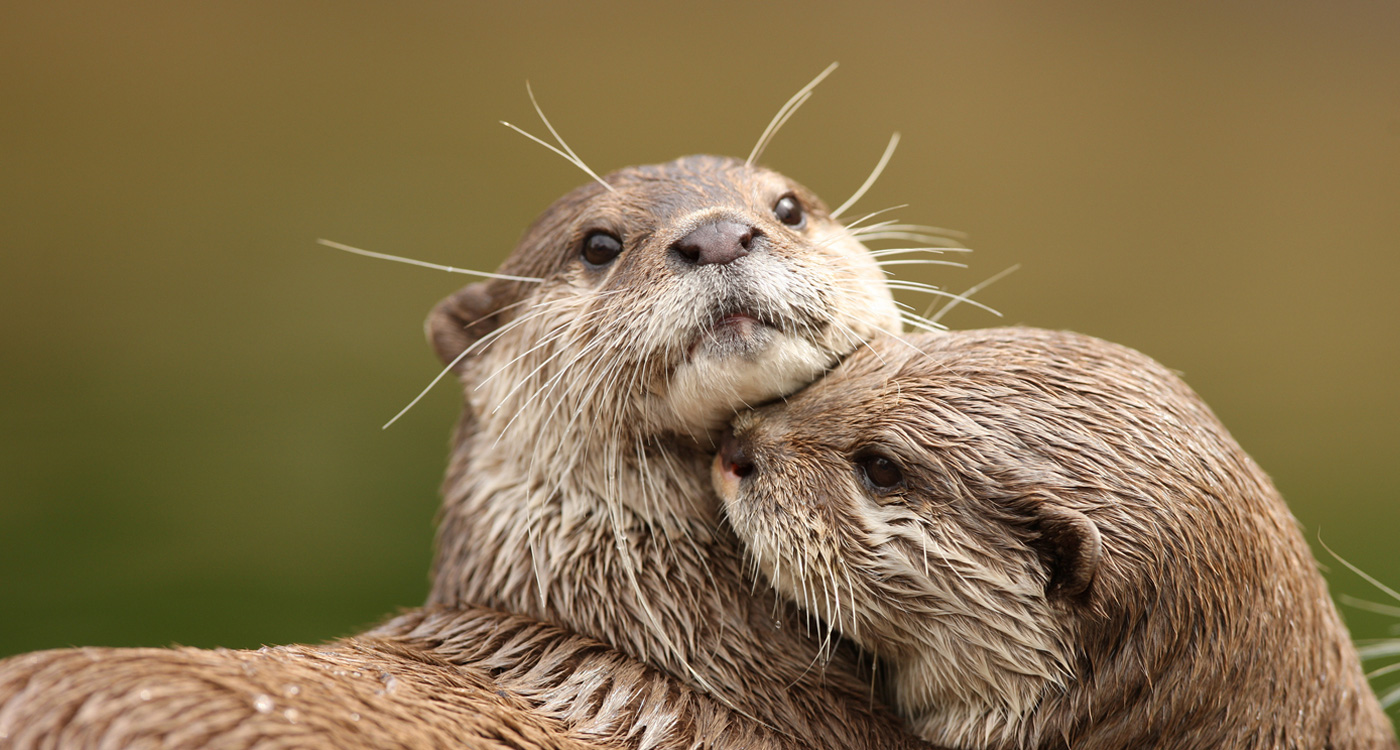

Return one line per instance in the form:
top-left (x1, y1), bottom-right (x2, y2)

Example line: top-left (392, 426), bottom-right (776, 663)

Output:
top-left (0, 153), bottom-right (937, 749)
top-left (422, 153), bottom-right (928, 748)
top-left (716, 328), bottom-right (1397, 749)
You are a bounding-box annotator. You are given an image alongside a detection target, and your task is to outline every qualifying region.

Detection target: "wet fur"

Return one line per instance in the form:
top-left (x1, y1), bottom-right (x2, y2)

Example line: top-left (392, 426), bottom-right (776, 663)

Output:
top-left (0, 606), bottom-right (801, 749)
top-left (427, 156), bottom-right (928, 748)
top-left (722, 328), bottom-right (1397, 749)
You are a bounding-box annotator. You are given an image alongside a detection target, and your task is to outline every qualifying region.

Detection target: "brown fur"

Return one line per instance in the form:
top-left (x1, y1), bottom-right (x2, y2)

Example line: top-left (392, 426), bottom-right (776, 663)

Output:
top-left (0, 615), bottom-right (590, 750)
top-left (720, 328), bottom-right (1397, 749)
top-left (0, 606), bottom-right (807, 749)
top-left (425, 155), bottom-right (926, 748)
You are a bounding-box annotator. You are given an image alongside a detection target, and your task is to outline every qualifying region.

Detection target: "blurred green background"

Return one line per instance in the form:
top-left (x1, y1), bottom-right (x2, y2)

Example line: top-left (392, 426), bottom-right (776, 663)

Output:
top-left (2, 0), bottom-right (1398, 717)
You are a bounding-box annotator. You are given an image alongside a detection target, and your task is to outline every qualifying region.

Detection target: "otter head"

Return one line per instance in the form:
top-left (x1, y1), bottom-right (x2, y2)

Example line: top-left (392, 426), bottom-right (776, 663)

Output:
top-left (716, 328), bottom-right (1346, 748)
top-left (429, 155), bottom-right (901, 523)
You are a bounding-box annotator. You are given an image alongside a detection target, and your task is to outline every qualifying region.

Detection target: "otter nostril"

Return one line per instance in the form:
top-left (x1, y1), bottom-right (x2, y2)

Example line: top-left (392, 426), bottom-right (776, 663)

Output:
top-left (671, 220), bottom-right (759, 266)
top-left (719, 432), bottom-right (755, 479)
top-left (737, 227), bottom-right (754, 252)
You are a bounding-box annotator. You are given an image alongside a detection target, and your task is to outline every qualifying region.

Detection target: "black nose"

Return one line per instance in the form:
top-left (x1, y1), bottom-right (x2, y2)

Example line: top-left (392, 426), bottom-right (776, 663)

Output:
top-left (719, 431), bottom-right (754, 479)
top-left (671, 220), bottom-right (758, 266)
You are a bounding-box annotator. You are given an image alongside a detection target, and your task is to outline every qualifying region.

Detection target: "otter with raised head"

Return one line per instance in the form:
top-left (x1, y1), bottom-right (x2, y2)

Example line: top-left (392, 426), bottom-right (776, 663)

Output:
top-left (417, 152), bottom-right (927, 748)
top-left (716, 328), bottom-right (1397, 749)
top-left (0, 153), bottom-right (934, 749)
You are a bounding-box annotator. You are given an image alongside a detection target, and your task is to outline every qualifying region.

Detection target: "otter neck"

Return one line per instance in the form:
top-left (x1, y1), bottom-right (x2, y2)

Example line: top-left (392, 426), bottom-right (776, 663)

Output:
top-left (426, 418), bottom-right (918, 748)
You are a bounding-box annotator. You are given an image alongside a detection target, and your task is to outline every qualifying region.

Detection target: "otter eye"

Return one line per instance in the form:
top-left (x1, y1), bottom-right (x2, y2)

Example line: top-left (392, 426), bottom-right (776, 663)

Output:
top-left (856, 453), bottom-right (904, 494)
top-left (773, 195), bottom-right (805, 229)
top-left (581, 231), bottom-right (623, 267)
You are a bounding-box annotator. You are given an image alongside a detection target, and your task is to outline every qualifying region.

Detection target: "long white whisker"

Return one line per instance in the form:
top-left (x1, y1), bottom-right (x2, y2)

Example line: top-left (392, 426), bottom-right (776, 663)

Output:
top-left (868, 247), bottom-right (964, 258)
top-left (929, 263), bottom-right (1020, 323)
top-left (500, 121), bottom-right (614, 194)
top-left (383, 294), bottom-right (577, 429)
top-left (831, 132), bottom-right (900, 220)
top-left (852, 222), bottom-right (969, 241)
top-left (318, 239), bottom-right (542, 283)
top-left (524, 82), bottom-right (614, 193)
top-left (853, 232), bottom-right (971, 247)
top-left (876, 259), bottom-right (969, 269)
top-left (887, 281), bottom-right (1003, 318)
top-left (842, 204), bottom-right (909, 232)
top-left (747, 62), bottom-right (839, 166)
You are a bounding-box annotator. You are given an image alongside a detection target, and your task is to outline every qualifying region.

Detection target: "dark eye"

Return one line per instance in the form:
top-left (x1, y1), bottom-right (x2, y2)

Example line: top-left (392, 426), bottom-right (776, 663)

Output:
top-left (580, 231), bottom-right (623, 267)
top-left (773, 195), bottom-right (805, 228)
top-left (856, 452), bottom-right (904, 494)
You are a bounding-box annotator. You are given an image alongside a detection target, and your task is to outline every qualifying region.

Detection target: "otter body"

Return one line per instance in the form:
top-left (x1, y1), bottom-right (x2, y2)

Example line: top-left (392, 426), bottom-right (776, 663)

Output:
top-left (718, 328), bottom-right (1396, 749)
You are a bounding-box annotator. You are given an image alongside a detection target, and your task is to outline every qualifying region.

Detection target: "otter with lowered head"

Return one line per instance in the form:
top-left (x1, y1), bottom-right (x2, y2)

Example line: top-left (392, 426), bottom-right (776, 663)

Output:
top-left (716, 327), bottom-right (1397, 749)
top-left (0, 153), bottom-right (936, 749)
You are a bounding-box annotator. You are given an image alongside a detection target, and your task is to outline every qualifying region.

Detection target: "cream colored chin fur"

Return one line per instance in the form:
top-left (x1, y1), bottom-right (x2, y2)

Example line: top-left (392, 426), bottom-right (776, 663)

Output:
top-left (658, 333), bottom-right (833, 438)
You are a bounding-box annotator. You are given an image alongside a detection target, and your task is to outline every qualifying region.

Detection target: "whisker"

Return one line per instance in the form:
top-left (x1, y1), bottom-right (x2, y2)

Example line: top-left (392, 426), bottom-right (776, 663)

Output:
top-left (886, 280), bottom-right (1004, 318)
top-left (747, 62), bottom-right (839, 167)
top-left (1366, 661), bottom-right (1400, 680)
top-left (898, 312), bottom-right (950, 335)
top-left (853, 231), bottom-right (972, 248)
top-left (318, 239), bottom-right (542, 283)
top-left (868, 247), bottom-right (964, 258)
top-left (1341, 595), bottom-right (1400, 619)
top-left (842, 204), bottom-right (909, 232)
top-left (501, 121), bottom-right (614, 194)
top-left (830, 132), bottom-right (900, 220)
top-left (928, 263), bottom-right (1019, 323)
top-left (1380, 681), bottom-right (1400, 710)
top-left (1358, 641), bottom-right (1400, 661)
top-left (876, 259), bottom-right (969, 270)
top-left (524, 82), bottom-right (614, 192)
top-left (383, 294), bottom-right (575, 429)
top-left (1320, 538), bottom-right (1400, 603)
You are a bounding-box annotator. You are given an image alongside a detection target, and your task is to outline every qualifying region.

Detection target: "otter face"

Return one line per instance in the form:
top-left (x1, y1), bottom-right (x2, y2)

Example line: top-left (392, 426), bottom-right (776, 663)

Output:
top-left (715, 330), bottom-right (1117, 744)
top-left (431, 155), bottom-right (901, 447)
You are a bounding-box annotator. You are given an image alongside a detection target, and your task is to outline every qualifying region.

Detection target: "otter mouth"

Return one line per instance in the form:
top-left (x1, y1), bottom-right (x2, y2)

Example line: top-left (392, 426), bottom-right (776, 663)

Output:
top-left (687, 310), bottom-right (781, 361)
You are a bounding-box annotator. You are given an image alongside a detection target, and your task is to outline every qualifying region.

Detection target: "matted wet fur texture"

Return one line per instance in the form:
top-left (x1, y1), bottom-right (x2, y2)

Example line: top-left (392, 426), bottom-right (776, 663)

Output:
top-left (0, 605), bottom-right (811, 749)
top-left (719, 328), bottom-right (1397, 750)
top-left (425, 154), bottom-right (930, 748)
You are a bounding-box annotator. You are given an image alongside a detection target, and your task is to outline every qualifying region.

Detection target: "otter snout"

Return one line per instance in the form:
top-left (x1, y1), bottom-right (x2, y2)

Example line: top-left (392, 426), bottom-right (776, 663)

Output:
top-left (712, 430), bottom-right (755, 501)
top-left (670, 220), bottom-right (758, 266)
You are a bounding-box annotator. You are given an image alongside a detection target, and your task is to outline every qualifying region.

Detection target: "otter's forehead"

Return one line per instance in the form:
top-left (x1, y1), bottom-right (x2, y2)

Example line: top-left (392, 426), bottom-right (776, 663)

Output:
top-left (611, 155), bottom-right (818, 213)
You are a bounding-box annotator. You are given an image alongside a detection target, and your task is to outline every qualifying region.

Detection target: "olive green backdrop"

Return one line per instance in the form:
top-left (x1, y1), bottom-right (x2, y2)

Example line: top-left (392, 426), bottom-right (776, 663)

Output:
top-left (3, 0), bottom-right (1398, 718)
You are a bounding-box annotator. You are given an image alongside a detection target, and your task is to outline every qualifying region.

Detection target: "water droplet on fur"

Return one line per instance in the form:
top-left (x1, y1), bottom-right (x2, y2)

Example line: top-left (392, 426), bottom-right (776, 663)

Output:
top-left (351, 671), bottom-right (363, 678)
top-left (284, 684), bottom-right (301, 696)
top-left (283, 708), bottom-right (300, 724)
top-left (349, 712), bottom-right (361, 722)
top-left (253, 695), bottom-right (274, 714)
top-left (138, 689), bottom-right (152, 701)
top-left (378, 672), bottom-right (399, 694)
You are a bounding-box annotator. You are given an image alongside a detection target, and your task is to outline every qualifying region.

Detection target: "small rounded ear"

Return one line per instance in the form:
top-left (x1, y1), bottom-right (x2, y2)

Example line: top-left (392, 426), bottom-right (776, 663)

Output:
top-left (1034, 503), bottom-right (1102, 599)
top-left (425, 280), bottom-right (510, 373)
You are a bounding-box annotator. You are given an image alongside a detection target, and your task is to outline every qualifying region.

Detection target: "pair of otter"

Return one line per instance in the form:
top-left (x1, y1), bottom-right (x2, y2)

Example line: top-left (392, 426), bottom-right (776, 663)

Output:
top-left (2, 143), bottom-right (1395, 747)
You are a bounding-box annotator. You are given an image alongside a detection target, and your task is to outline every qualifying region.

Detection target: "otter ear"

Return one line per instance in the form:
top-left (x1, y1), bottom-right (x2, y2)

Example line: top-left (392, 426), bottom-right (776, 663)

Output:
top-left (1033, 503), bottom-right (1101, 599)
top-left (426, 281), bottom-right (509, 373)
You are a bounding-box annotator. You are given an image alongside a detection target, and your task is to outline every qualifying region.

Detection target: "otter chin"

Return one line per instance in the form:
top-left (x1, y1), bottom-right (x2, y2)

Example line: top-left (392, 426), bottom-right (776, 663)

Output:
top-left (717, 328), bottom-right (1397, 750)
